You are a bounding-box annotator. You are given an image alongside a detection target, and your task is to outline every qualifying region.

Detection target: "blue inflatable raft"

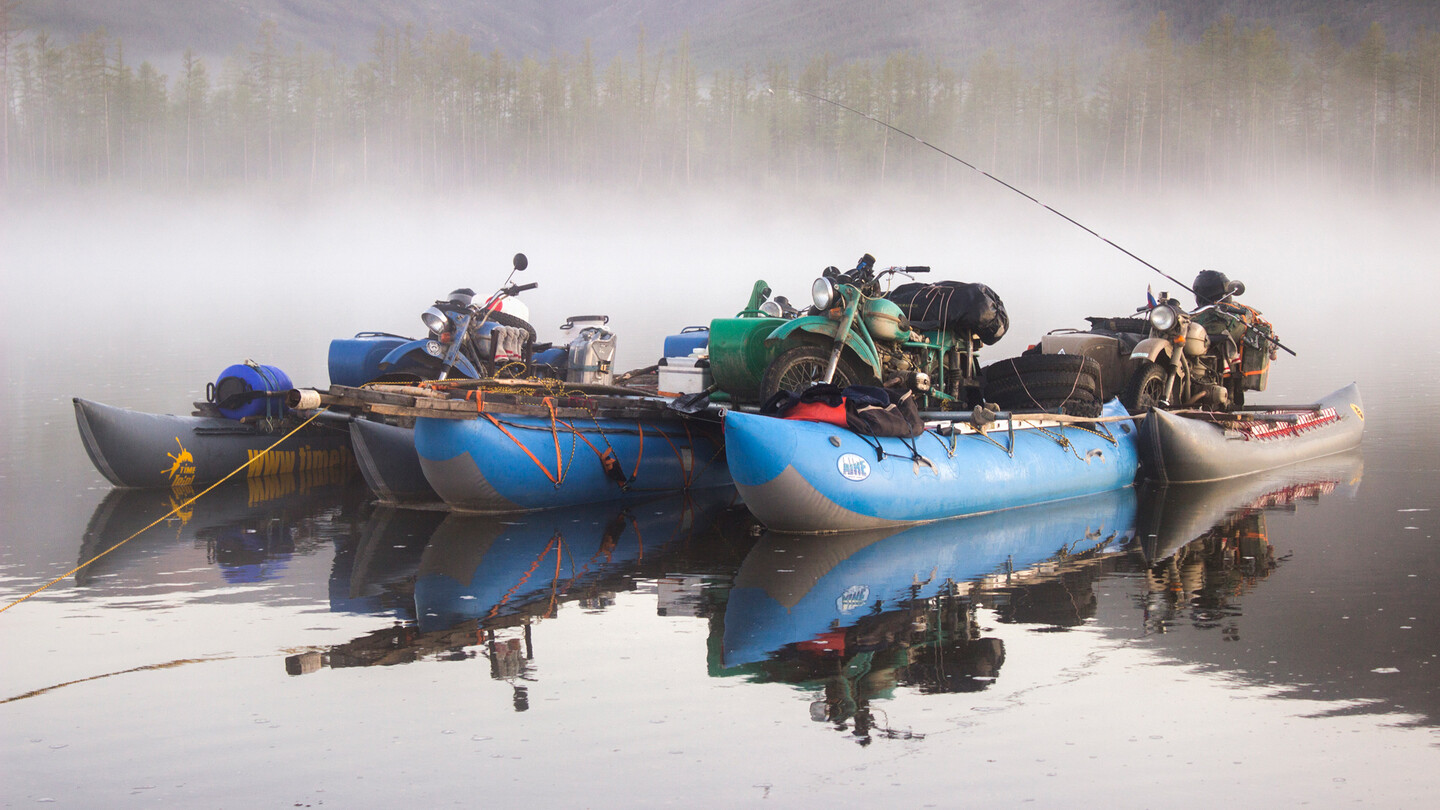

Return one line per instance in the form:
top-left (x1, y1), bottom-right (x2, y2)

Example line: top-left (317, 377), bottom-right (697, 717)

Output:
top-left (723, 399), bottom-right (1140, 533)
top-left (414, 410), bottom-right (730, 514)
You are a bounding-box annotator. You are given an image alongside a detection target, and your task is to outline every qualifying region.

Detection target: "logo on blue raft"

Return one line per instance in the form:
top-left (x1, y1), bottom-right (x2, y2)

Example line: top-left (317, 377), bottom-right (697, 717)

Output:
top-left (837, 453), bottom-right (871, 481)
top-left (837, 584), bottom-right (870, 614)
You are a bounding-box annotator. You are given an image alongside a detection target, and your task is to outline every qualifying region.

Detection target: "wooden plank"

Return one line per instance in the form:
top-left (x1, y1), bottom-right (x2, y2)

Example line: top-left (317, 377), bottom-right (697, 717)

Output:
top-left (367, 403), bottom-right (474, 421)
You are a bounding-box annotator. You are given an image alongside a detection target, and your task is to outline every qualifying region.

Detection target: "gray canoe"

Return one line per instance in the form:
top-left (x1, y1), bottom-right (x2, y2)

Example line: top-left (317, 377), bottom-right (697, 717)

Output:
top-left (350, 418), bottom-right (440, 505)
top-left (74, 397), bottom-right (356, 489)
top-left (1138, 383), bottom-right (1365, 484)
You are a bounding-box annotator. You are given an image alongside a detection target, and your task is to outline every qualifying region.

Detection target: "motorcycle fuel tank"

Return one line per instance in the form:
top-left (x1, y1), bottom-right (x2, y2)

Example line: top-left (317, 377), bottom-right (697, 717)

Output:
top-left (1183, 321), bottom-right (1210, 356)
top-left (860, 298), bottom-right (910, 341)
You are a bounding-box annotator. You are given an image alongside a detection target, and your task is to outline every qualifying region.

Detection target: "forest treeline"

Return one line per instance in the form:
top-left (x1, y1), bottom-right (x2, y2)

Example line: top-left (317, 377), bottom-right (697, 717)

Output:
top-left (2, 13), bottom-right (1438, 197)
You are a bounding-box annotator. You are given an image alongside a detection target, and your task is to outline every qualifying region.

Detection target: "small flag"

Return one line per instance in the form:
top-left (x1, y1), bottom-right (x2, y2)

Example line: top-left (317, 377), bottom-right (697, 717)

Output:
top-left (1146, 285), bottom-right (1157, 308)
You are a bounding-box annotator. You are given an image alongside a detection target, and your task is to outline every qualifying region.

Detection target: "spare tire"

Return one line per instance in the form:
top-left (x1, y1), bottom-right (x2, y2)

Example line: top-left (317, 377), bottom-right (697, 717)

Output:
top-left (982, 355), bottom-right (1104, 417)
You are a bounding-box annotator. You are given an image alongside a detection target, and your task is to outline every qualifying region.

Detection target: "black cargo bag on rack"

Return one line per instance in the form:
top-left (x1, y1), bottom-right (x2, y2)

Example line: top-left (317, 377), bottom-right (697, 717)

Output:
top-left (888, 281), bottom-right (1009, 345)
top-left (843, 385), bottom-right (925, 439)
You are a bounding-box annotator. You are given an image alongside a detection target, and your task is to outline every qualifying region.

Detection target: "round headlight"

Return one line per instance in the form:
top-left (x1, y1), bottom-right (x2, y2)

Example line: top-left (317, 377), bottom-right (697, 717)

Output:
top-left (421, 306), bottom-right (447, 333)
top-left (1149, 304), bottom-right (1178, 332)
top-left (758, 300), bottom-right (783, 318)
top-left (811, 277), bottom-right (836, 310)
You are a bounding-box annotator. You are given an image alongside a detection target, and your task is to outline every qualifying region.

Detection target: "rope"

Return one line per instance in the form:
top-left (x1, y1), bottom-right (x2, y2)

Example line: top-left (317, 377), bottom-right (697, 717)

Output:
top-left (1, 407), bottom-right (332, 614)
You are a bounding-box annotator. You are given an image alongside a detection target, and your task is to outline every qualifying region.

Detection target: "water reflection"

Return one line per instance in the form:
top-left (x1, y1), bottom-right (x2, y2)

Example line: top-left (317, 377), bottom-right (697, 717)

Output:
top-left (76, 468), bottom-right (371, 591)
top-left (715, 489), bottom-right (1137, 743)
top-left (285, 489), bottom-right (755, 687)
top-left (63, 449), bottom-right (1388, 733)
top-left (1134, 451), bottom-right (1365, 639)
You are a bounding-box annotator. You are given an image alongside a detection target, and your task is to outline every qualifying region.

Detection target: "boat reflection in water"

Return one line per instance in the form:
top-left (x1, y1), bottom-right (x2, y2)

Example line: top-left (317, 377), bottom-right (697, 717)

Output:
top-left (76, 466), bottom-right (370, 589)
top-left (1134, 450), bottom-right (1364, 637)
top-left (711, 451), bottom-right (1365, 742)
top-left (285, 488), bottom-right (754, 694)
top-left (717, 488), bottom-right (1140, 742)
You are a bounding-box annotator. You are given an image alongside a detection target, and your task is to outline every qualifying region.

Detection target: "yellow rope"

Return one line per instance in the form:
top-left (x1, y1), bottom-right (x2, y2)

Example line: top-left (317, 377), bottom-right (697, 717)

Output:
top-left (0, 407), bottom-right (332, 614)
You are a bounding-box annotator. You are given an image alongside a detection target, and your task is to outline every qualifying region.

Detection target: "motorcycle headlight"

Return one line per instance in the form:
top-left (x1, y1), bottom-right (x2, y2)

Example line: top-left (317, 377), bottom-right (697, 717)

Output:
top-left (811, 277), bottom-right (836, 310)
top-left (759, 300), bottom-right (783, 318)
top-left (1149, 304), bottom-right (1179, 332)
top-left (421, 306), bottom-right (447, 333)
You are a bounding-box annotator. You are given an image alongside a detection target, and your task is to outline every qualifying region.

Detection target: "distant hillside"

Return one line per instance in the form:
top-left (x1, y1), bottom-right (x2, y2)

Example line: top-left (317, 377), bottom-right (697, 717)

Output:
top-left (11, 0), bottom-right (1440, 71)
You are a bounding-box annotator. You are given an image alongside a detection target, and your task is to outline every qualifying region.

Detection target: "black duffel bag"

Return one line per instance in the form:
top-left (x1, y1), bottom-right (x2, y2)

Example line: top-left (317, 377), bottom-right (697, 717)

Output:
top-left (888, 281), bottom-right (1009, 345)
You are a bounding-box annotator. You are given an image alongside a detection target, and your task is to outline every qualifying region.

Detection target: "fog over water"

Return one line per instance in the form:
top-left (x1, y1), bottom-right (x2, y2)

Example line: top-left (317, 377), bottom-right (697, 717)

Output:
top-left (7, 181), bottom-right (1435, 383)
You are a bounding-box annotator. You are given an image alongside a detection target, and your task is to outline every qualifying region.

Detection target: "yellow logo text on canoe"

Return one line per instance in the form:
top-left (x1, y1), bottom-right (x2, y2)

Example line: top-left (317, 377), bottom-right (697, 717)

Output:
top-left (165, 437), bottom-right (197, 487)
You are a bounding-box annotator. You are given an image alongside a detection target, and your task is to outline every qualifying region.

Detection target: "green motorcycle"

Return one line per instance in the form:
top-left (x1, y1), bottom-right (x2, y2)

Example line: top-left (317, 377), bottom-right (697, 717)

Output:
top-left (708, 255), bottom-right (1009, 410)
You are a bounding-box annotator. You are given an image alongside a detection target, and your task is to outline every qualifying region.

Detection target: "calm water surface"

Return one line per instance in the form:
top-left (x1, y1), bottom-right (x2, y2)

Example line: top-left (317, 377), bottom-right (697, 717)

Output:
top-left (3, 195), bottom-right (1438, 807)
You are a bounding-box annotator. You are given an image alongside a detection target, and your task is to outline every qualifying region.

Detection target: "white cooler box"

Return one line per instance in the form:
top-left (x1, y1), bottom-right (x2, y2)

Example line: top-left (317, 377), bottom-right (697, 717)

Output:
top-left (658, 354), bottom-right (712, 396)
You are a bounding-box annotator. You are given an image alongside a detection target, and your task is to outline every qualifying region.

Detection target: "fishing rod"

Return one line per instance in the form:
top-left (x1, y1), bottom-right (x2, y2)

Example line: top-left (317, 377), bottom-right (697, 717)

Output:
top-left (788, 86), bottom-right (1296, 356)
top-left (787, 86), bottom-right (1199, 296)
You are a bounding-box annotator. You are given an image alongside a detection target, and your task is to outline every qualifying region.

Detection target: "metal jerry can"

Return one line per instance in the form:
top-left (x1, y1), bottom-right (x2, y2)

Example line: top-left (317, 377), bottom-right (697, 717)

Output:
top-left (566, 321), bottom-right (617, 385)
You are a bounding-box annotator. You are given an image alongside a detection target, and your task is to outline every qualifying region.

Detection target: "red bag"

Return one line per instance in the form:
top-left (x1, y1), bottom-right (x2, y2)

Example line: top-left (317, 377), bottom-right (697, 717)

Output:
top-left (783, 398), bottom-right (849, 428)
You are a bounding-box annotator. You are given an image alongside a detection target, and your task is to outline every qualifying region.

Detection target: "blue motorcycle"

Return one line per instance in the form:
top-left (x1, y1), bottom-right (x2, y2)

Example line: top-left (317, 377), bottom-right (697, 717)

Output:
top-left (328, 253), bottom-right (541, 386)
top-left (328, 253), bottom-right (621, 388)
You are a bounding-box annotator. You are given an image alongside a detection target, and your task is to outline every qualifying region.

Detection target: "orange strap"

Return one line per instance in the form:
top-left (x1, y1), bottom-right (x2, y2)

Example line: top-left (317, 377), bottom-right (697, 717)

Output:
top-left (481, 412), bottom-right (561, 486)
top-left (543, 398), bottom-right (563, 484)
top-left (633, 422), bottom-right (644, 485)
top-left (650, 425), bottom-right (691, 488)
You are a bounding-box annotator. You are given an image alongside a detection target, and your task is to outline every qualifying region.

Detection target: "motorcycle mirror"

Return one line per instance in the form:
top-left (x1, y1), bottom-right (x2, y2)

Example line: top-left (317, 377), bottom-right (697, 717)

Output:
top-left (1225, 280), bottom-right (1245, 297)
top-left (513, 253), bottom-right (528, 272)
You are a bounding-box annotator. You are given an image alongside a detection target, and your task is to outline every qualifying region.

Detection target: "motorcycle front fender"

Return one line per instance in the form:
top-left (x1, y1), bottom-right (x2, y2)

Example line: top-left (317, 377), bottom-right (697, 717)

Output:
top-left (1129, 337), bottom-right (1174, 366)
top-left (379, 339), bottom-right (481, 379)
top-left (765, 317), bottom-right (884, 379)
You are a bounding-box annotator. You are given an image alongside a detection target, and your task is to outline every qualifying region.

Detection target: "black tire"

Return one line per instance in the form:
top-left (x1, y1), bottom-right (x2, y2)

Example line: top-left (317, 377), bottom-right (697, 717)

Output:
top-left (983, 354), bottom-right (1103, 389)
top-left (759, 344), bottom-right (874, 402)
top-left (482, 310), bottom-right (539, 345)
top-left (1123, 360), bottom-right (1168, 413)
top-left (982, 355), bottom-right (1103, 416)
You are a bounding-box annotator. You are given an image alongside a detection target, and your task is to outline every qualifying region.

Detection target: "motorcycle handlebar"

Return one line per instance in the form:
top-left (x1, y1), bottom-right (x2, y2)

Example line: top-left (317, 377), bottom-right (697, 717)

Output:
top-left (905, 265), bottom-right (930, 274)
top-left (509, 282), bottom-right (539, 294)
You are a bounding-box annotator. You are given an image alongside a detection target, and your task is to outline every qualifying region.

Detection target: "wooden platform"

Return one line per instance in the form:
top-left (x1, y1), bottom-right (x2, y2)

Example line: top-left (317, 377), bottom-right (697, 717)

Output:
top-left (309, 380), bottom-right (694, 423)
